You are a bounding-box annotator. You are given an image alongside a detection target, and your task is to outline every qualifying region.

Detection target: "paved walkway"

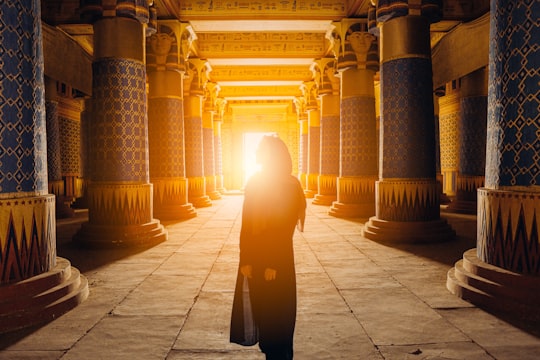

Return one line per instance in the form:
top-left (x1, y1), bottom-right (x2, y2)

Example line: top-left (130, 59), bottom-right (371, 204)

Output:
top-left (1, 195), bottom-right (539, 359)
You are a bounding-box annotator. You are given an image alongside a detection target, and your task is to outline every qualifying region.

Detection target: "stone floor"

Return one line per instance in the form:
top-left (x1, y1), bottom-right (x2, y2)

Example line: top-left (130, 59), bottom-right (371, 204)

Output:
top-left (1, 195), bottom-right (539, 359)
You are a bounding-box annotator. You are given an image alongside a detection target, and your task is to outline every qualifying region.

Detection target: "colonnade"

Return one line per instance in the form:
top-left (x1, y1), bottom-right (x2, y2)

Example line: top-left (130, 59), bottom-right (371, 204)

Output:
top-left (1, 0), bottom-right (538, 333)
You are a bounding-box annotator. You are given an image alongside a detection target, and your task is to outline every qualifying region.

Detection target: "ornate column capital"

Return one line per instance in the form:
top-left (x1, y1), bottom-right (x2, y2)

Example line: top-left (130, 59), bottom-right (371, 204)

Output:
top-left (147, 20), bottom-right (195, 74)
top-left (184, 58), bottom-right (210, 97)
top-left (331, 19), bottom-right (378, 71)
top-left (311, 58), bottom-right (339, 97)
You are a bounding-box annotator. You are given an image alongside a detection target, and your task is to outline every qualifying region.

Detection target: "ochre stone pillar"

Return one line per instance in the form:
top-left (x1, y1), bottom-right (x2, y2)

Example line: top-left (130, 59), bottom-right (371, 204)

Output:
top-left (74, 9), bottom-right (167, 247)
top-left (0, 0), bottom-right (87, 333)
top-left (214, 99), bottom-right (226, 193)
top-left (295, 98), bottom-right (308, 189)
top-left (446, 68), bottom-right (487, 214)
top-left (448, 0), bottom-right (540, 321)
top-left (438, 83), bottom-right (461, 199)
top-left (146, 23), bottom-right (196, 220)
top-left (313, 60), bottom-right (340, 206)
top-left (184, 60), bottom-right (212, 208)
top-left (329, 24), bottom-right (378, 218)
top-left (363, 3), bottom-right (455, 242)
top-left (305, 106), bottom-right (320, 198)
top-left (202, 83), bottom-right (221, 200)
top-left (303, 82), bottom-right (320, 198)
top-left (313, 94), bottom-right (340, 205)
top-left (57, 95), bottom-right (83, 208)
top-left (45, 78), bottom-right (75, 218)
top-left (433, 89), bottom-right (451, 204)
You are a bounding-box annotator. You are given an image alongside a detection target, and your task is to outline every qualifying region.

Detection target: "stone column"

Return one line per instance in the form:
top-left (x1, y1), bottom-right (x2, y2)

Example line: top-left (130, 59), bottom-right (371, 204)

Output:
top-left (214, 98), bottom-right (226, 193)
top-left (329, 22), bottom-right (378, 218)
top-left (73, 98), bottom-right (90, 209)
top-left (294, 97), bottom-right (309, 189)
top-left (45, 78), bottom-right (75, 218)
top-left (303, 82), bottom-right (320, 198)
top-left (313, 59), bottom-right (340, 206)
top-left (0, 0), bottom-right (87, 333)
top-left (433, 88), bottom-right (451, 205)
top-left (438, 82), bottom-right (461, 199)
top-left (184, 59), bottom-right (212, 208)
top-left (74, 3), bottom-right (167, 247)
top-left (363, 1), bottom-right (455, 242)
top-left (203, 82), bottom-right (221, 200)
top-left (146, 22), bottom-right (196, 220)
top-left (446, 68), bottom-right (487, 214)
top-left (447, 0), bottom-right (540, 321)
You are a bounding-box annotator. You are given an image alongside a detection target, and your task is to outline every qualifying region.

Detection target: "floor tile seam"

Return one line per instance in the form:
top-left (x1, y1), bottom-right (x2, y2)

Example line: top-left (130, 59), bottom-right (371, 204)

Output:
top-left (339, 234), bottom-right (480, 347)
top-left (167, 200), bottom-right (241, 355)
top-left (374, 339), bottom-right (496, 352)
top-left (57, 256), bottom-right (171, 358)
top-left (295, 229), bottom-right (384, 358)
top-left (302, 227), bottom-right (475, 355)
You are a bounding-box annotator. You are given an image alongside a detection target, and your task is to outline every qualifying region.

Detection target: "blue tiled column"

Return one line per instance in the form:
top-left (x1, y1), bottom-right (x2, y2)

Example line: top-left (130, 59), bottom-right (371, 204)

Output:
top-left (446, 68), bottom-right (487, 214)
top-left (74, 1), bottom-right (167, 246)
top-left (146, 22), bottom-right (196, 220)
top-left (329, 21), bottom-right (379, 218)
top-left (362, 0), bottom-right (455, 241)
top-left (0, 0), bottom-right (87, 332)
top-left (447, 0), bottom-right (540, 321)
top-left (0, 0), bottom-right (55, 284)
top-left (312, 61), bottom-right (340, 205)
top-left (184, 60), bottom-right (212, 208)
top-left (479, 1), bottom-right (540, 275)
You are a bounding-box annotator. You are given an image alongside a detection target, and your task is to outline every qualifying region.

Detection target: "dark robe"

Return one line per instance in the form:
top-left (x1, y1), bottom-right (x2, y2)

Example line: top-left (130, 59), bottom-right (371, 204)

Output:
top-left (230, 171), bottom-right (306, 359)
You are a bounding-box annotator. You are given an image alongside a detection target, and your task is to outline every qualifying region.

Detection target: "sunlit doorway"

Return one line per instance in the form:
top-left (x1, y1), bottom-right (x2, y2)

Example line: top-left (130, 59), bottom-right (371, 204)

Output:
top-left (243, 132), bottom-right (274, 187)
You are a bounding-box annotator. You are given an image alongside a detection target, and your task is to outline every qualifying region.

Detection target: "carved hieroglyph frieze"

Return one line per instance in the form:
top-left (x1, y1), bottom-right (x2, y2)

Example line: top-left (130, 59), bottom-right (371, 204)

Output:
top-left (196, 32), bottom-right (328, 58)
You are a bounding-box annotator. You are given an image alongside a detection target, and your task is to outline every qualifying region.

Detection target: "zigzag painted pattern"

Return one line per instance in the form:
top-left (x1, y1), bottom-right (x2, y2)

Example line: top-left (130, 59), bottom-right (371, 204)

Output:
top-left (87, 183), bottom-right (152, 226)
top-left (337, 176), bottom-right (377, 203)
top-left (477, 188), bottom-right (540, 275)
top-left (152, 178), bottom-right (188, 205)
top-left (0, 196), bottom-right (56, 284)
top-left (376, 179), bottom-right (439, 221)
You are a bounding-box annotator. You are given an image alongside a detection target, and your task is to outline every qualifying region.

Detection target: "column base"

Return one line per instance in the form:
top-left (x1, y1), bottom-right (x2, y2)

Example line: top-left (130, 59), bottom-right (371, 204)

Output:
top-left (56, 195), bottom-right (75, 218)
top-left (312, 194), bottom-right (336, 206)
top-left (329, 201), bottom-right (375, 218)
top-left (0, 257), bottom-right (89, 334)
top-left (362, 217), bottom-right (455, 243)
top-left (74, 219), bottom-right (167, 248)
top-left (206, 176), bottom-right (222, 200)
top-left (207, 191), bottom-right (222, 200)
top-left (154, 203), bottom-right (197, 221)
top-left (445, 199), bottom-right (477, 215)
top-left (189, 195), bottom-right (212, 208)
top-left (447, 249), bottom-right (540, 323)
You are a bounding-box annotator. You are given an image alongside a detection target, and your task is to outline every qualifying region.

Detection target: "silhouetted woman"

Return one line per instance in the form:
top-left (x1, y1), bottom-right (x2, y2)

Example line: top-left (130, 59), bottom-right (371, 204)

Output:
top-left (230, 135), bottom-right (306, 360)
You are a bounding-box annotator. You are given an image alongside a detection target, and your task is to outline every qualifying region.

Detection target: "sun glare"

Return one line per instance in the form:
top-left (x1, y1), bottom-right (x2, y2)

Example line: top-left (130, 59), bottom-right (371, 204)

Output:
top-left (243, 132), bottom-right (274, 187)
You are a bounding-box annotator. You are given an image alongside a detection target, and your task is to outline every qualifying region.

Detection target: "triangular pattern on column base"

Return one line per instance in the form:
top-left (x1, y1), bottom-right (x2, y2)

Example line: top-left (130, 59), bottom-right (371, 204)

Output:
top-left (74, 219), bottom-right (167, 248)
top-left (447, 248), bottom-right (540, 322)
top-left (154, 203), bottom-right (197, 221)
top-left (0, 257), bottom-right (89, 334)
top-left (362, 217), bottom-right (455, 243)
top-left (328, 201), bottom-right (374, 219)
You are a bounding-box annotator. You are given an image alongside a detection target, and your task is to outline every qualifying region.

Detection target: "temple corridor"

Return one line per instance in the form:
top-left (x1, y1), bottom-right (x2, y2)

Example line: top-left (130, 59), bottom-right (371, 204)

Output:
top-left (1, 195), bottom-right (539, 359)
top-left (2, 0), bottom-right (540, 356)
